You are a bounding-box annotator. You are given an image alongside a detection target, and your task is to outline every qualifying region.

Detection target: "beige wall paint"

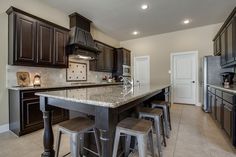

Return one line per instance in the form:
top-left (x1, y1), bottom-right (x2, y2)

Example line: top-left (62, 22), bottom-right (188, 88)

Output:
top-left (121, 23), bottom-right (222, 84)
top-left (0, 0), bottom-right (119, 126)
top-left (120, 23), bottom-right (222, 104)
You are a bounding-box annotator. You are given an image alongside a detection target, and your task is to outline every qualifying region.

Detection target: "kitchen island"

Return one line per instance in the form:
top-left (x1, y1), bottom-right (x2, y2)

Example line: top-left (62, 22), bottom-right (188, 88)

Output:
top-left (36, 84), bottom-right (171, 157)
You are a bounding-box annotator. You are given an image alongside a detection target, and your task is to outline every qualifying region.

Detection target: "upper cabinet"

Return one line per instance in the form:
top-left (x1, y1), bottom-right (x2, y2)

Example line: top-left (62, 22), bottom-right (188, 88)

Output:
top-left (213, 7), bottom-right (236, 68)
top-left (112, 48), bottom-right (131, 79)
top-left (7, 7), bottom-right (69, 68)
top-left (89, 40), bottom-right (115, 72)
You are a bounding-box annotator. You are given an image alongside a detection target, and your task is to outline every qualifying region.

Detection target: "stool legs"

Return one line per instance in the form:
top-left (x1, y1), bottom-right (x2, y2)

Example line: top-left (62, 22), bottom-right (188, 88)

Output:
top-left (152, 105), bottom-right (170, 138)
top-left (112, 129), bottom-right (120, 157)
top-left (70, 133), bottom-right (81, 157)
top-left (94, 128), bottom-right (101, 156)
top-left (137, 135), bottom-right (148, 157)
top-left (55, 130), bottom-right (62, 157)
top-left (154, 117), bottom-right (162, 157)
top-left (161, 116), bottom-right (166, 147)
top-left (125, 135), bottom-right (132, 156)
top-left (148, 129), bottom-right (155, 157)
top-left (167, 106), bottom-right (172, 130)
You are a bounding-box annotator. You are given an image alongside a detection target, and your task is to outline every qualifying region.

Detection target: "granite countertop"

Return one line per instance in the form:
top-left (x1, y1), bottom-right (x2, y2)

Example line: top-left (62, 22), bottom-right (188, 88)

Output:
top-left (8, 82), bottom-right (122, 91)
top-left (35, 84), bottom-right (170, 108)
top-left (208, 83), bottom-right (236, 94)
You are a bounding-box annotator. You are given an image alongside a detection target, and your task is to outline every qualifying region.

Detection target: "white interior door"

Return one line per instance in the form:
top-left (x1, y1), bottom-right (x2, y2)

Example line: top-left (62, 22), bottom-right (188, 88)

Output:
top-left (134, 56), bottom-right (150, 84)
top-left (172, 52), bottom-right (197, 104)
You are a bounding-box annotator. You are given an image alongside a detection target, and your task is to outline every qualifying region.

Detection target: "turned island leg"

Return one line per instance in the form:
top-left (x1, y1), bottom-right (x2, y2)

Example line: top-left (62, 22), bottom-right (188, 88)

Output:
top-left (40, 97), bottom-right (55, 157)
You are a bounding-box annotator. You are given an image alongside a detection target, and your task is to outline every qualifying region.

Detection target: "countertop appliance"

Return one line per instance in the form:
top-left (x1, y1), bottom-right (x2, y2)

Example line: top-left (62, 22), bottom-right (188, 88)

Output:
top-left (202, 56), bottom-right (234, 112)
top-left (221, 72), bottom-right (235, 85)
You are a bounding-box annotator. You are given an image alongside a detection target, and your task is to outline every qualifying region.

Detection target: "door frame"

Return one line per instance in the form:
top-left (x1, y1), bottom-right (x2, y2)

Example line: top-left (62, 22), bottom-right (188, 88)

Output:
top-left (170, 51), bottom-right (199, 105)
top-left (134, 55), bottom-right (150, 84)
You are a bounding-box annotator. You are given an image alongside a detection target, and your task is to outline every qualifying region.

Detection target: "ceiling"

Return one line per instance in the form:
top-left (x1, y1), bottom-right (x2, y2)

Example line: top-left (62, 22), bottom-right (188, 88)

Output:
top-left (42, 0), bottom-right (236, 41)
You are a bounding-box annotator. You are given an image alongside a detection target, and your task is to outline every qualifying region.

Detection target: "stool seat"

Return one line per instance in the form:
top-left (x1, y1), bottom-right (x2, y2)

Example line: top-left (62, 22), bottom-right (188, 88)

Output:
top-left (139, 107), bottom-right (162, 116)
top-left (152, 100), bottom-right (170, 106)
top-left (117, 118), bottom-right (152, 134)
top-left (113, 118), bottom-right (155, 157)
top-left (59, 117), bottom-right (94, 133)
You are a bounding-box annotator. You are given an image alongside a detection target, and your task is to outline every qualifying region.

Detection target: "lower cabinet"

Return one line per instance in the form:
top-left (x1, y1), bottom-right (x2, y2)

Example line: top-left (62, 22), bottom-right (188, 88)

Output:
top-left (211, 94), bottom-right (216, 119)
top-left (9, 89), bottom-right (69, 136)
top-left (208, 87), bottom-right (236, 147)
top-left (216, 96), bottom-right (223, 125)
top-left (223, 101), bottom-right (233, 138)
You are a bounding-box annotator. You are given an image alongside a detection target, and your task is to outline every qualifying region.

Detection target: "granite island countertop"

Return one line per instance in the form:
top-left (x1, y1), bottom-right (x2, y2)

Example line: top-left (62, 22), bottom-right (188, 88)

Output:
top-left (208, 83), bottom-right (236, 94)
top-left (35, 84), bottom-right (170, 108)
top-left (8, 82), bottom-right (122, 91)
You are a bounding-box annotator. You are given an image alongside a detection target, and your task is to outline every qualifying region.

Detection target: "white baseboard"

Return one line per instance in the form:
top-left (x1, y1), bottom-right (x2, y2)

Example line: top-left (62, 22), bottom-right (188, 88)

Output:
top-left (0, 124), bottom-right (9, 133)
top-left (196, 102), bottom-right (202, 107)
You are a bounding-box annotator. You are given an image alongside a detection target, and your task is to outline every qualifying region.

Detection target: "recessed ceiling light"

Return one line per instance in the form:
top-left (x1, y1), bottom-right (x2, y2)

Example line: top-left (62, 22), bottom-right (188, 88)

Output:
top-left (132, 31), bottom-right (139, 35)
top-left (141, 4), bottom-right (148, 10)
top-left (183, 19), bottom-right (190, 24)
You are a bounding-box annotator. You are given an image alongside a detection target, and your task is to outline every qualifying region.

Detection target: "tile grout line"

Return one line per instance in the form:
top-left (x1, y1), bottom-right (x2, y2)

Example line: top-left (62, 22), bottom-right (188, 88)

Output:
top-left (172, 106), bottom-right (184, 157)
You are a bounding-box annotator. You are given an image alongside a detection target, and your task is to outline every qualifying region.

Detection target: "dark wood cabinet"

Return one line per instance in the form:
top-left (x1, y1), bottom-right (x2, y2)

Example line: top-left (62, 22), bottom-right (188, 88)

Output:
top-left (37, 21), bottom-right (54, 65)
top-left (15, 13), bottom-right (37, 64)
top-left (211, 94), bottom-right (216, 119)
top-left (54, 28), bottom-right (68, 67)
top-left (213, 7), bottom-right (236, 67)
top-left (9, 89), bottom-right (69, 136)
top-left (7, 7), bottom-right (69, 68)
top-left (112, 48), bottom-right (131, 80)
top-left (208, 86), bottom-right (236, 147)
top-left (223, 101), bottom-right (233, 137)
top-left (216, 96), bottom-right (223, 125)
top-left (220, 30), bottom-right (227, 66)
top-left (89, 40), bottom-right (115, 72)
top-left (213, 36), bottom-right (221, 56)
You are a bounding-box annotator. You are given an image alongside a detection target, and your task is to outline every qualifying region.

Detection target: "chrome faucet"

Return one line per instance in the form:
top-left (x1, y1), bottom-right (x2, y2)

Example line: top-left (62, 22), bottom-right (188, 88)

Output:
top-left (119, 76), bottom-right (134, 87)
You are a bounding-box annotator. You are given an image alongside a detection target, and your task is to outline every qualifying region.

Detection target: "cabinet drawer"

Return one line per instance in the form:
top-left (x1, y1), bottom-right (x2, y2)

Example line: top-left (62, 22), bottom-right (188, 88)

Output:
top-left (216, 90), bottom-right (222, 97)
top-left (21, 91), bottom-right (38, 100)
top-left (223, 92), bottom-right (234, 104)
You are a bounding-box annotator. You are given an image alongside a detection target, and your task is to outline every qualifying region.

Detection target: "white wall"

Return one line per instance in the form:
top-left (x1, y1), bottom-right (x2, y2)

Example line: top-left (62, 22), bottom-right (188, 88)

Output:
top-left (120, 23), bottom-right (222, 104)
top-left (0, 0), bottom-right (119, 126)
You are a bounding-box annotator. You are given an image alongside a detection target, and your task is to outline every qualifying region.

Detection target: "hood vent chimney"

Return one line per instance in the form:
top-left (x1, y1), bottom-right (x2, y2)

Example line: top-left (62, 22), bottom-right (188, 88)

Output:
top-left (67, 13), bottom-right (99, 60)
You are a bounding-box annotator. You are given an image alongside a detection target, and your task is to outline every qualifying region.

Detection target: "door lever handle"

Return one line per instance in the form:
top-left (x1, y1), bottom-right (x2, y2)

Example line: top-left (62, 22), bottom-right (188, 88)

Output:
top-left (192, 81), bottom-right (195, 83)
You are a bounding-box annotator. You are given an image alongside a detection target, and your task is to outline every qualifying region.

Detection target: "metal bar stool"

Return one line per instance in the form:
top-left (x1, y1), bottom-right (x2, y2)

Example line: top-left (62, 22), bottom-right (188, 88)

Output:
top-left (151, 100), bottom-right (172, 138)
top-left (139, 107), bottom-right (166, 157)
top-left (55, 117), bottom-right (101, 157)
top-left (112, 118), bottom-right (155, 157)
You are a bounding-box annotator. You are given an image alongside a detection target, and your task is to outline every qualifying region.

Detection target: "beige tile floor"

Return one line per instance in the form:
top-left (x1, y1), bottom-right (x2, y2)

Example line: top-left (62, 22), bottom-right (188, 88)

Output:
top-left (0, 104), bottom-right (235, 157)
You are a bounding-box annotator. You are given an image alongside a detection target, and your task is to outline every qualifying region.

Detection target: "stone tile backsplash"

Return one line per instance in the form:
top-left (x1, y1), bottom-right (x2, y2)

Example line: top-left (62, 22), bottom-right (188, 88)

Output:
top-left (6, 59), bottom-right (111, 87)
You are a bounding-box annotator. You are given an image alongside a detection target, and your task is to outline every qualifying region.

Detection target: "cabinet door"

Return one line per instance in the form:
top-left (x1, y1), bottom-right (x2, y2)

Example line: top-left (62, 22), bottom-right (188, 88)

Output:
top-left (226, 21), bottom-right (234, 63)
top-left (37, 21), bottom-right (54, 65)
top-left (211, 94), bottom-right (216, 119)
top-left (208, 92), bottom-right (212, 112)
top-left (221, 30), bottom-right (227, 65)
top-left (104, 46), bottom-right (114, 72)
top-left (16, 13), bottom-right (37, 64)
top-left (96, 42), bottom-right (105, 70)
top-left (22, 98), bottom-right (43, 130)
top-left (122, 49), bottom-right (131, 66)
top-left (214, 36), bottom-right (221, 56)
top-left (216, 96), bottom-right (223, 125)
top-left (54, 28), bottom-right (68, 67)
top-left (223, 101), bottom-right (233, 137)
